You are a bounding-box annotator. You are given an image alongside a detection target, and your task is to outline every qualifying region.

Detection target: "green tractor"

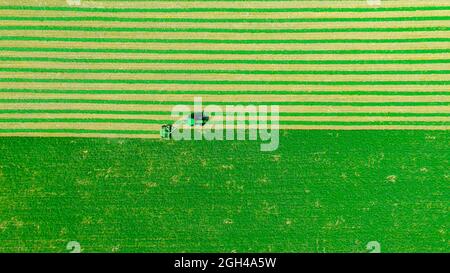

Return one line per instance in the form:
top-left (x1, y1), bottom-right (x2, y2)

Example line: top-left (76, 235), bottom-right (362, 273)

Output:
top-left (160, 112), bottom-right (209, 139)
top-left (187, 111), bottom-right (209, 126)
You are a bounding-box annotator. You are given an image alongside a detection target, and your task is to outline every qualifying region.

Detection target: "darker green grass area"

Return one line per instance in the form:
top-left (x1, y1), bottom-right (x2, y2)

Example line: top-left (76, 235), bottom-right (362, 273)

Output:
top-left (0, 130), bottom-right (448, 253)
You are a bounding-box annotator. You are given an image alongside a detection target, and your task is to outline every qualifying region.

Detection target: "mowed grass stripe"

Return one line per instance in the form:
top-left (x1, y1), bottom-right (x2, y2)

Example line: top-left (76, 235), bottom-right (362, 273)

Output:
top-left (0, 128), bottom-right (159, 134)
top-left (2, 57), bottom-right (450, 64)
top-left (1, 78), bottom-right (449, 85)
top-left (0, 99), bottom-right (447, 106)
top-left (1, 89), bottom-right (448, 96)
top-left (2, 6), bottom-right (450, 12)
top-left (2, 25), bottom-right (450, 33)
top-left (2, 67), bottom-right (450, 75)
top-left (0, 118), bottom-right (448, 126)
top-left (0, 109), bottom-right (448, 117)
top-left (0, 67), bottom-right (450, 75)
top-left (1, 16), bottom-right (449, 23)
top-left (0, 16), bottom-right (450, 23)
top-left (4, 28), bottom-right (445, 44)
top-left (2, 36), bottom-right (448, 43)
top-left (0, 118), bottom-right (172, 124)
top-left (1, 47), bottom-right (449, 55)
top-left (3, 84), bottom-right (448, 92)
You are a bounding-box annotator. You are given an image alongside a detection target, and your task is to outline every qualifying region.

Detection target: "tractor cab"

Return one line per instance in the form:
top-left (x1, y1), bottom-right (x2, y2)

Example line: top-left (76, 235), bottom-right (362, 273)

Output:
top-left (187, 111), bottom-right (209, 126)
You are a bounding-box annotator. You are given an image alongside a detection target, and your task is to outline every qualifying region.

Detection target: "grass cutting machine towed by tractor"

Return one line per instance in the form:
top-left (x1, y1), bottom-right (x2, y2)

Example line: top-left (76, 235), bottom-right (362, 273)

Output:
top-left (160, 112), bottom-right (209, 139)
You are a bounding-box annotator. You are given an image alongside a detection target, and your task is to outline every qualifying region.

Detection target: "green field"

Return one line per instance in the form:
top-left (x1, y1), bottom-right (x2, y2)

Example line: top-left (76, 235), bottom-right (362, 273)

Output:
top-left (0, 130), bottom-right (448, 253)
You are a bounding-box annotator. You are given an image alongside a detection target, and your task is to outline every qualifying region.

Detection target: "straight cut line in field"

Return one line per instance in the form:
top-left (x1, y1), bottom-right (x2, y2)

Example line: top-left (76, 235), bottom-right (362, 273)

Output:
top-left (0, 120), bottom-right (449, 126)
top-left (1, 68), bottom-right (449, 75)
top-left (1, 16), bottom-right (450, 23)
top-left (1, 89), bottom-right (448, 96)
top-left (2, 36), bottom-right (449, 43)
top-left (0, 128), bottom-right (159, 134)
top-left (2, 57), bottom-right (450, 64)
top-left (0, 78), bottom-right (449, 85)
top-left (2, 26), bottom-right (450, 33)
top-left (0, 99), bottom-right (448, 106)
top-left (0, 109), bottom-right (448, 117)
top-left (2, 6), bottom-right (450, 12)
top-left (1, 47), bottom-right (449, 55)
